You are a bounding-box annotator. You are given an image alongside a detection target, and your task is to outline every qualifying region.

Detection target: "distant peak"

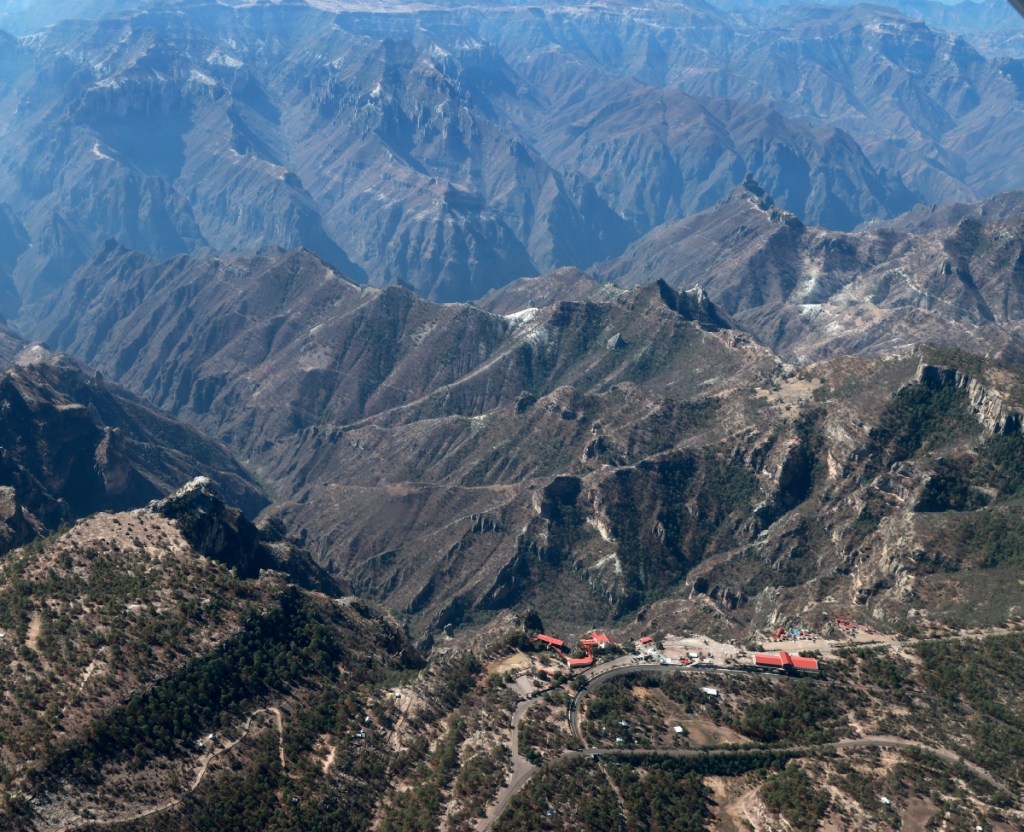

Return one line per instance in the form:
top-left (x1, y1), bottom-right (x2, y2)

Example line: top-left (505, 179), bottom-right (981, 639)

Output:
top-left (741, 173), bottom-right (768, 200)
top-left (681, 284), bottom-right (731, 331)
top-left (90, 238), bottom-right (148, 266)
top-left (13, 343), bottom-right (57, 367)
top-left (725, 178), bottom-right (805, 231)
top-left (733, 175), bottom-right (778, 212)
top-left (630, 279), bottom-right (730, 330)
top-left (175, 476), bottom-right (214, 497)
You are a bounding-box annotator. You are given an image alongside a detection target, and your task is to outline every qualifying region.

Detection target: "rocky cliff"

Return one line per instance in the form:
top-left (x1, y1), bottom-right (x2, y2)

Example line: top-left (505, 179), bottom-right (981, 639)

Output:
top-left (0, 348), bottom-right (265, 552)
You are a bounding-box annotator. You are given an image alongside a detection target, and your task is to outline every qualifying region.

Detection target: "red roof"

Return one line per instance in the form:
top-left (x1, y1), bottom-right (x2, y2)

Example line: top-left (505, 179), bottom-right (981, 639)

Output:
top-left (535, 634), bottom-right (565, 648)
top-left (590, 632), bottom-right (613, 644)
top-left (580, 638), bottom-right (598, 648)
top-left (754, 652), bottom-right (818, 671)
top-left (754, 653), bottom-right (786, 667)
top-left (639, 636), bottom-right (654, 644)
top-left (568, 655), bottom-right (594, 668)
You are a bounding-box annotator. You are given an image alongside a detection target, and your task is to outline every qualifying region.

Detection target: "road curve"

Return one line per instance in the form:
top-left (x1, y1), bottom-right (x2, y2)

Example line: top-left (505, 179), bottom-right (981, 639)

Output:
top-left (477, 698), bottom-right (540, 832)
top-left (485, 733), bottom-right (1013, 831)
top-left (575, 736), bottom-right (1007, 788)
top-left (568, 662), bottom-right (785, 744)
top-left (486, 637), bottom-right (1024, 831)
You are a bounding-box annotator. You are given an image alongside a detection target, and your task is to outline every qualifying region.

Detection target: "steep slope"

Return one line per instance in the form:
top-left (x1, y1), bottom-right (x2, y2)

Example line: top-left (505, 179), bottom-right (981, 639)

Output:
top-left (0, 479), bottom-right (418, 831)
top-left (152, 478), bottom-right (345, 596)
top-left (0, 1), bottom-right (918, 306)
top-left (21, 246), bottom-right (515, 459)
top-left (479, 1), bottom-right (1024, 205)
top-left (734, 3), bottom-right (1023, 202)
top-left (270, 342), bottom-right (1024, 641)
top-left (596, 182), bottom-right (1024, 363)
top-left (0, 347), bottom-right (265, 552)
top-left (20, 244), bottom-right (1024, 645)
top-left (21, 244), bottom-right (782, 629)
top-left (0, 204), bottom-right (29, 311)
top-left (22, 246), bottom-right (749, 461)
top-left (0, 319), bottom-right (24, 368)
top-left (18, 242), bottom-right (1018, 647)
top-left (3, 471), bottom-right (1023, 830)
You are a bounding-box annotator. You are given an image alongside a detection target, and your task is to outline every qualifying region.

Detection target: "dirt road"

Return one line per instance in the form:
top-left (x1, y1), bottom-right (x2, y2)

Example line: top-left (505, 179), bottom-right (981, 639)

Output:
top-left (52, 707), bottom-right (286, 832)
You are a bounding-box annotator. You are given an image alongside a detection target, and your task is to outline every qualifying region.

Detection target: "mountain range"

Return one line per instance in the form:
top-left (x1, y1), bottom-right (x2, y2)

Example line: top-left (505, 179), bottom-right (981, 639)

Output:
top-left (0, 0), bottom-right (1020, 306)
top-left (4, 3), bottom-right (1024, 829)
top-left (14, 229), bottom-right (1024, 644)
top-left (18, 243), bottom-right (772, 629)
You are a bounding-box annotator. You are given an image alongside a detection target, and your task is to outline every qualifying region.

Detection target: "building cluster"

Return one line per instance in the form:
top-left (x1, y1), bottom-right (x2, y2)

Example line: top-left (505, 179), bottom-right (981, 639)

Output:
top-left (533, 631), bottom-right (617, 668)
top-left (535, 630), bottom-right (819, 674)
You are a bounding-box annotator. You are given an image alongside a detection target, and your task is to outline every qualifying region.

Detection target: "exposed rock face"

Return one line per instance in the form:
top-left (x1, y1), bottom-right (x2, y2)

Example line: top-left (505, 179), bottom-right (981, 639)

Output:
top-left (0, 349), bottom-right (265, 552)
top-left (916, 363), bottom-right (1024, 435)
top-left (597, 184), bottom-right (1024, 363)
top-left (153, 477), bottom-right (345, 595)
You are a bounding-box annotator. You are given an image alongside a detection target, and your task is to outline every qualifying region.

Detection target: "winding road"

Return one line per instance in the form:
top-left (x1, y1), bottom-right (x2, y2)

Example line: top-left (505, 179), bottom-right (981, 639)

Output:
top-left (567, 662), bottom-right (788, 745)
top-left (573, 736), bottom-right (1007, 790)
top-left (480, 659), bottom-right (1015, 831)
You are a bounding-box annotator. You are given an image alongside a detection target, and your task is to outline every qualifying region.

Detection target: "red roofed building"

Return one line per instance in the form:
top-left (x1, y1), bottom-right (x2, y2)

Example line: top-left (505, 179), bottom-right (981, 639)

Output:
top-left (568, 655), bottom-right (594, 668)
top-left (790, 655), bottom-right (819, 671)
top-left (638, 636), bottom-right (654, 645)
top-left (535, 634), bottom-right (565, 649)
top-left (754, 651), bottom-right (819, 672)
top-left (754, 653), bottom-right (786, 668)
top-left (589, 632), bottom-right (614, 646)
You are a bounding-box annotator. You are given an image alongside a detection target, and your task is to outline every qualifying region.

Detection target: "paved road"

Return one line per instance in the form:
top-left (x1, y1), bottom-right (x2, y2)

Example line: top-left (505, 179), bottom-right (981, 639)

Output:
top-left (574, 736), bottom-right (1009, 790)
top-left (477, 699), bottom-right (540, 831)
top-left (484, 732), bottom-right (1012, 830)
top-left (481, 659), bottom-right (811, 828)
top-left (482, 653), bottom-right (1018, 831)
top-left (568, 662), bottom-right (782, 744)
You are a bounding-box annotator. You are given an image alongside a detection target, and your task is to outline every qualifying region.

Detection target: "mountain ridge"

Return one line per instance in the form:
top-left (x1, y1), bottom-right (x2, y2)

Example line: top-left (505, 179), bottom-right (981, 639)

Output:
top-left (0, 0), bottom-right (932, 306)
top-left (594, 182), bottom-right (1024, 362)
top-left (0, 346), bottom-right (266, 552)
top-left (22, 238), bottom-right (1024, 646)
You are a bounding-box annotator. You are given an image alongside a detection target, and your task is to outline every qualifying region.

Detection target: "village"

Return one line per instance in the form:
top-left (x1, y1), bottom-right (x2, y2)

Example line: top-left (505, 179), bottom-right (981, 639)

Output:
top-left (472, 615), bottom-right (1024, 831)
top-left (486, 612), bottom-right (933, 704)
top-left (529, 628), bottom-right (821, 676)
